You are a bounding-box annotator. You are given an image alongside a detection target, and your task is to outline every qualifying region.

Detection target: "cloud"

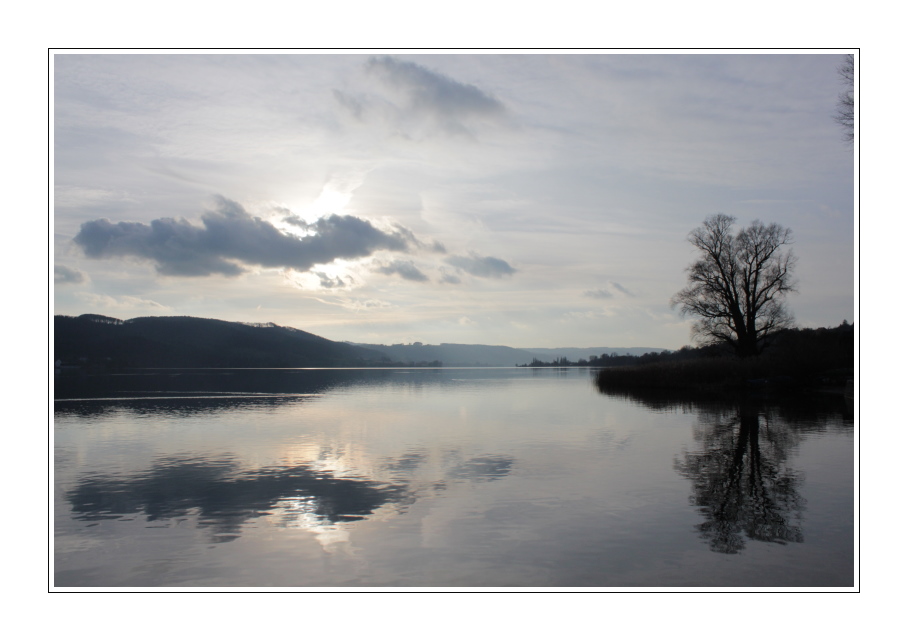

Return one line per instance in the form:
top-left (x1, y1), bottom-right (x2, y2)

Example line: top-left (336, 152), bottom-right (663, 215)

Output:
top-left (439, 269), bottom-right (461, 285)
top-left (73, 196), bottom-right (420, 277)
top-left (325, 297), bottom-right (394, 312)
top-left (55, 186), bottom-right (132, 210)
top-left (584, 282), bottom-right (634, 299)
top-left (313, 271), bottom-right (350, 289)
top-left (374, 259), bottom-right (429, 282)
top-left (75, 292), bottom-right (169, 311)
top-left (610, 281), bottom-right (634, 296)
top-left (54, 264), bottom-right (86, 285)
top-left (389, 223), bottom-right (446, 253)
top-left (331, 89), bottom-right (367, 121)
top-left (563, 309), bottom-right (615, 321)
top-left (583, 288), bottom-right (613, 300)
top-left (445, 253), bottom-right (516, 279)
top-left (367, 55), bottom-right (504, 116)
top-left (335, 56), bottom-right (507, 137)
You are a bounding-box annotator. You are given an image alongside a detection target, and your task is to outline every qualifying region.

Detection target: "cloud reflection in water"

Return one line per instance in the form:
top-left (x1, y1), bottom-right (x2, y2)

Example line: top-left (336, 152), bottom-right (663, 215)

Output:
top-left (67, 456), bottom-right (410, 543)
top-left (449, 455), bottom-right (514, 482)
top-left (66, 450), bottom-right (517, 546)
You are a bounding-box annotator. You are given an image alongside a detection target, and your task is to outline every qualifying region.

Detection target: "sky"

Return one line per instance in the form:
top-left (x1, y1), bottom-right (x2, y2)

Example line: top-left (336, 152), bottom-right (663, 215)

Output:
top-left (53, 52), bottom-right (855, 349)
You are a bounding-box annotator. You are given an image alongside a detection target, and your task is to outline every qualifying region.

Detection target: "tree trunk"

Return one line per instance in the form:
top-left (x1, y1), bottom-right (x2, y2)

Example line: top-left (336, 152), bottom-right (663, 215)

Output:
top-left (735, 332), bottom-right (759, 358)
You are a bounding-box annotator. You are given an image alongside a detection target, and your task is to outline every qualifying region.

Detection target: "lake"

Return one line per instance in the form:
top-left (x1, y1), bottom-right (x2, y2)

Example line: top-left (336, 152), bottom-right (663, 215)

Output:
top-left (53, 367), bottom-right (855, 589)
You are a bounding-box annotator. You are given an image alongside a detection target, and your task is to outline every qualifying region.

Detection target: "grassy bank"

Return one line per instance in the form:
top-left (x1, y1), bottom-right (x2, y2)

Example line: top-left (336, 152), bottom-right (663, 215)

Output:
top-left (595, 323), bottom-right (854, 397)
top-left (597, 358), bottom-right (849, 396)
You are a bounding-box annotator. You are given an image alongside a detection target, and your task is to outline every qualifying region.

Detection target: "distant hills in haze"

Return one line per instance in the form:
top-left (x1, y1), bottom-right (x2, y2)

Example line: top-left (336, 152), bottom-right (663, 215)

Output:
top-left (54, 314), bottom-right (668, 368)
top-left (353, 343), bottom-right (666, 367)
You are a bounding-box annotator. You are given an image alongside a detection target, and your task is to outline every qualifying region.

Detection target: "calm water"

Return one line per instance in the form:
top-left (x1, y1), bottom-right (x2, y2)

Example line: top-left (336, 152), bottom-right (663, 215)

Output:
top-left (53, 368), bottom-right (855, 588)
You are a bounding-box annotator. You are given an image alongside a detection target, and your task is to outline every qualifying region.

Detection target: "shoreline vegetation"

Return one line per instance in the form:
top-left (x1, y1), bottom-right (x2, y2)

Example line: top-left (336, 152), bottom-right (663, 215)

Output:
top-left (516, 322), bottom-right (854, 398)
top-left (593, 322), bottom-right (854, 398)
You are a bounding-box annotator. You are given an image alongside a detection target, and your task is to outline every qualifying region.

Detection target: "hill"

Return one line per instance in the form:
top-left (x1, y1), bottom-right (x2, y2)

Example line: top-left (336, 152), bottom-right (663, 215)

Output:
top-left (54, 314), bottom-right (671, 368)
top-left (54, 314), bottom-right (389, 368)
top-left (353, 342), bottom-right (538, 367)
top-left (353, 343), bottom-right (668, 367)
top-left (521, 346), bottom-right (668, 362)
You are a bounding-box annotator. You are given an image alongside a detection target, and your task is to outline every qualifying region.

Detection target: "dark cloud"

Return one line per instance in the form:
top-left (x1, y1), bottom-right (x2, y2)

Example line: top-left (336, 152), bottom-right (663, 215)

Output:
top-left (610, 281), bottom-right (634, 296)
top-left (389, 223), bottom-right (446, 253)
top-left (348, 56), bottom-right (507, 136)
top-left (374, 259), bottom-right (429, 282)
top-left (313, 271), bottom-right (349, 289)
top-left (367, 56), bottom-right (504, 115)
top-left (282, 213), bottom-right (308, 228)
top-left (445, 253), bottom-right (516, 279)
top-left (54, 264), bottom-right (86, 285)
top-left (73, 196), bottom-right (418, 277)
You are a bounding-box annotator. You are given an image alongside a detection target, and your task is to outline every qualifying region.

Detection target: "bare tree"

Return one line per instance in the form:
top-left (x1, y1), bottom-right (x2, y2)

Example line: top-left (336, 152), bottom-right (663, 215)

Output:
top-left (671, 214), bottom-right (797, 358)
top-left (835, 53), bottom-right (854, 144)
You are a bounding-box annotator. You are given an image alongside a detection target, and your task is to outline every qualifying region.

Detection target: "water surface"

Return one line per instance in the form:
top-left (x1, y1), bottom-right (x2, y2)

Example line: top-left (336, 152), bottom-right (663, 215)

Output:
top-left (53, 368), bottom-right (854, 588)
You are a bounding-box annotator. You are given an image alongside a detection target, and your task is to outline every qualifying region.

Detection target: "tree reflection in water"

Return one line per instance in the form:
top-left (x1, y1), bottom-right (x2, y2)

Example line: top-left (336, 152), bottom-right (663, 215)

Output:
top-left (594, 384), bottom-right (851, 555)
top-left (674, 405), bottom-right (804, 554)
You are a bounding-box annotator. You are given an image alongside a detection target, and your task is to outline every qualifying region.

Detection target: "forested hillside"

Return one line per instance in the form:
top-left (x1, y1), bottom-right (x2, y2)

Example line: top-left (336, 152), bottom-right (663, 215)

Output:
top-left (54, 314), bottom-right (389, 368)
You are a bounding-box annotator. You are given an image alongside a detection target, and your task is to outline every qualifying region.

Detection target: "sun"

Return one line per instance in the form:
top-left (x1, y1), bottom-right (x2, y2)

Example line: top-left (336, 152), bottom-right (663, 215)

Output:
top-left (272, 185), bottom-right (355, 238)
top-left (279, 171), bottom-right (369, 228)
top-left (305, 186), bottom-right (352, 219)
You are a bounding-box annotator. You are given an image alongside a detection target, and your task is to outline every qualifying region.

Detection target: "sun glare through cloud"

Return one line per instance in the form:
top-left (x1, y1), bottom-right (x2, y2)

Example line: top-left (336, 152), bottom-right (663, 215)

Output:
top-left (299, 183), bottom-right (356, 223)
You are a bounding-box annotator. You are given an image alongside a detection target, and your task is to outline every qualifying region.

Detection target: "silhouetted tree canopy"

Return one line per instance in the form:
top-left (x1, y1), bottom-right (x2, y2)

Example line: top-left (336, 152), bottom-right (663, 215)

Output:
top-left (835, 53), bottom-right (855, 144)
top-left (671, 214), bottom-right (797, 358)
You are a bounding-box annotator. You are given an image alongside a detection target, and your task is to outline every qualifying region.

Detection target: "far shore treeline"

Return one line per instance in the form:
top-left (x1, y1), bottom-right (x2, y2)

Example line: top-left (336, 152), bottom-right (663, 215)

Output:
top-left (55, 314), bottom-right (852, 398)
